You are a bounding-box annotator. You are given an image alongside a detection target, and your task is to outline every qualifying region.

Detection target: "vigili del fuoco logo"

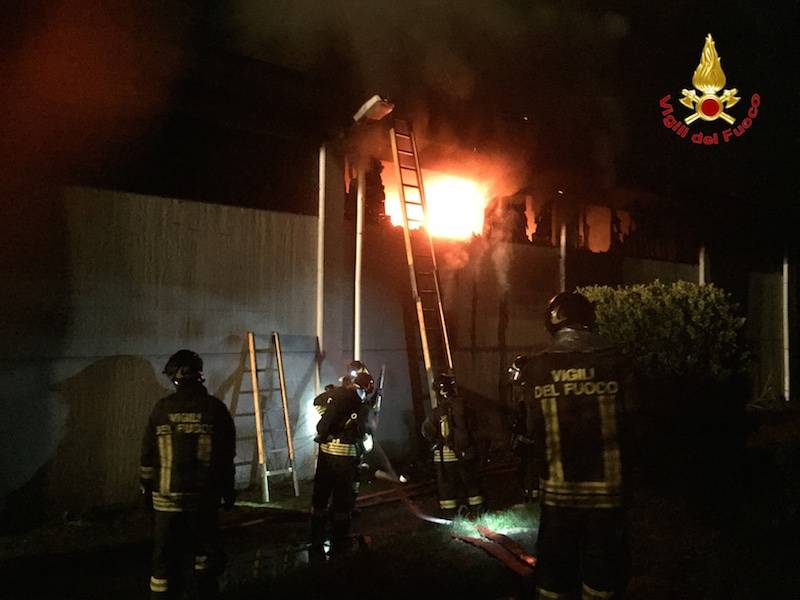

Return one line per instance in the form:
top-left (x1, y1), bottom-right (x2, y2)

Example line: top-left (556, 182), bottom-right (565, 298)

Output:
top-left (659, 34), bottom-right (761, 145)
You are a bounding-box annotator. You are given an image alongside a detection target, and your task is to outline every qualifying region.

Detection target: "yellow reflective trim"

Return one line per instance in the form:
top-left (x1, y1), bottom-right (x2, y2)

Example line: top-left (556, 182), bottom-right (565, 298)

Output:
top-left (151, 492), bottom-right (202, 512)
top-left (542, 495), bottom-right (622, 509)
top-left (541, 479), bottom-right (622, 496)
top-left (433, 446), bottom-right (458, 462)
top-left (320, 439), bottom-right (358, 457)
top-left (597, 395), bottom-right (622, 486)
top-left (315, 405), bottom-right (326, 415)
top-left (541, 397), bottom-right (564, 481)
top-left (150, 576), bottom-right (168, 592)
top-left (467, 495), bottom-right (484, 506)
top-left (158, 435), bottom-right (173, 494)
top-left (197, 433), bottom-right (211, 462)
top-left (194, 555), bottom-right (208, 571)
top-left (439, 499), bottom-right (458, 509)
top-left (140, 466), bottom-right (154, 480)
top-left (439, 415), bottom-right (450, 440)
top-left (582, 582), bottom-right (615, 599)
top-left (537, 587), bottom-right (570, 599)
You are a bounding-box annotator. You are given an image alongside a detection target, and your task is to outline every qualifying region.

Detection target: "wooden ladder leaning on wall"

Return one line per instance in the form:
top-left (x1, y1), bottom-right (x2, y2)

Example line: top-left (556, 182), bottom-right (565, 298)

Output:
top-left (230, 331), bottom-right (300, 503)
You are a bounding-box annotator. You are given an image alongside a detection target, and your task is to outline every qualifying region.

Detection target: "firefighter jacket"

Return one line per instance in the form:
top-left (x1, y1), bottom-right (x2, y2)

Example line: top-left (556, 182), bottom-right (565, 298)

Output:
top-left (314, 386), bottom-right (368, 458)
top-left (140, 382), bottom-right (236, 512)
top-left (422, 395), bottom-right (477, 463)
top-left (521, 327), bottom-right (630, 510)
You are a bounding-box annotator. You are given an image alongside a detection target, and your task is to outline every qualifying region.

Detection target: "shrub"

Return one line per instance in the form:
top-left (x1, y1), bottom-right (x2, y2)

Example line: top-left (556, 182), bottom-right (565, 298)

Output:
top-left (579, 280), bottom-right (748, 382)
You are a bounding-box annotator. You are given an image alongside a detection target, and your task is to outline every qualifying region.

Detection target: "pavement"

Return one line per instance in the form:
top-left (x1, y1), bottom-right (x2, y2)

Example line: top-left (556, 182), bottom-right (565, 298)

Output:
top-left (2, 446), bottom-right (798, 600)
top-left (0, 465), bottom-right (539, 600)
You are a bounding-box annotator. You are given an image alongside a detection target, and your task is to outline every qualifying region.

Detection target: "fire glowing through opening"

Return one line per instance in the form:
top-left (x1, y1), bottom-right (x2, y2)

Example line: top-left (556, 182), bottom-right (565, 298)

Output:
top-left (382, 163), bottom-right (489, 239)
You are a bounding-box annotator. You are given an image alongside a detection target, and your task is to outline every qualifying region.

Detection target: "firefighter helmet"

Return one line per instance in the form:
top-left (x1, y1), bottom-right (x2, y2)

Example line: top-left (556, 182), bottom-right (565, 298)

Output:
top-left (347, 360), bottom-right (370, 378)
top-left (544, 291), bottom-right (595, 335)
top-left (433, 372), bottom-right (458, 399)
top-left (163, 349), bottom-right (204, 385)
top-left (352, 372), bottom-right (374, 392)
top-left (352, 372), bottom-right (374, 400)
top-left (508, 355), bottom-right (530, 383)
top-left (344, 360), bottom-right (374, 393)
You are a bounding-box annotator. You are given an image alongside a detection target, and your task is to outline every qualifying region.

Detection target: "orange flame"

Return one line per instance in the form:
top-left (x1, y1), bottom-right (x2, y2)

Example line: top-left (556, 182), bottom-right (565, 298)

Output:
top-left (382, 162), bottom-right (490, 239)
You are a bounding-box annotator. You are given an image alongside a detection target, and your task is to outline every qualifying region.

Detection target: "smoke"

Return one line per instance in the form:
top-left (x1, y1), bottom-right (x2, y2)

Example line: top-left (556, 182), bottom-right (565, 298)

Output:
top-left (490, 243), bottom-right (512, 295)
top-left (224, 1), bottom-right (628, 154)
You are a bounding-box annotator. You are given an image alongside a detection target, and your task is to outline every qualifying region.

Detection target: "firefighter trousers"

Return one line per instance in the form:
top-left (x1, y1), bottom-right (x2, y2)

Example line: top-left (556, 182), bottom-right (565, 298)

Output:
top-left (150, 509), bottom-right (224, 600)
top-left (435, 456), bottom-right (484, 512)
top-left (535, 505), bottom-right (628, 599)
top-left (311, 452), bottom-right (359, 550)
top-left (515, 443), bottom-right (539, 500)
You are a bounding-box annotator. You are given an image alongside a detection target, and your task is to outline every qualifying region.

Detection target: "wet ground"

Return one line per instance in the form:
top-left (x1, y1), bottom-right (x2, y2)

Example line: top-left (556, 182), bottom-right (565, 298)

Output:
top-left (2, 451), bottom-right (798, 599)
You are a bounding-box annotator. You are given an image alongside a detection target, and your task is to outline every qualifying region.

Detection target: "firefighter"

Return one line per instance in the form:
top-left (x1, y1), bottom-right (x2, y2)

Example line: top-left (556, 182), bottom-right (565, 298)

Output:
top-left (516, 292), bottom-right (631, 599)
top-left (508, 354), bottom-right (539, 502)
top-left (421, 373), bottom-right (484, 517)
top-left (310, 371), bottom-right (374, 558)
top-left (140, 349), bottom-right (236, 600)
top-left (340, 359), bottom-right (373, 391)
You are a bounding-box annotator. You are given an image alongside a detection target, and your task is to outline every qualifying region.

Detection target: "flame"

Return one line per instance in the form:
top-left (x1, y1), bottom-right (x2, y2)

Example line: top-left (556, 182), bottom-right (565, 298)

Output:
top-left (382, 163), bottom-right (489, 239)
top-left (692, 34), bottom-right (726, 94)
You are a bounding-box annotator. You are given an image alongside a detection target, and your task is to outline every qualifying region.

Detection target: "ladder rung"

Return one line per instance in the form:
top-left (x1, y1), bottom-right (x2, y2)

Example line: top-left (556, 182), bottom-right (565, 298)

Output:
top-left (234, 412), bottom-right (259, 417)
top-left (236, 435), bottom-right (258, 441)
top-left (266, 468), bottom-right (293, 476)
top-left (394, 132), bottom-right (411, 139)
top-left (403, 183), bottom-right (420, 189)
top-left (234, 460), bottom-right (256, 467)
top-left (398, 149), bottom-right (414, 156)
top-left (267, 448), bottom-right (288, 454)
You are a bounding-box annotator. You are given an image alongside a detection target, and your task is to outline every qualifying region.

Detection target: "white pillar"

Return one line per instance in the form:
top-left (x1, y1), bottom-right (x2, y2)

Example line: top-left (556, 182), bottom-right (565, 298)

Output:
top-left (698, 245), bottom-right (708, 285)
top-left (354, 168), bottom-right (365, 361)
top-left (315, 145), bottom-right (326, 395)
top-left (783, 251), bottom-right (791, 402)
top-left (559, 222), bottom-right (567, 292)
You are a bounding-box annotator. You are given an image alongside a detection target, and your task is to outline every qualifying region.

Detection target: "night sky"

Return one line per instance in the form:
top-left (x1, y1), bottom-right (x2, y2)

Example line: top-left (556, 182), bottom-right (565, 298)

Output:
top-left (1, 1), bottom-right (797, 256)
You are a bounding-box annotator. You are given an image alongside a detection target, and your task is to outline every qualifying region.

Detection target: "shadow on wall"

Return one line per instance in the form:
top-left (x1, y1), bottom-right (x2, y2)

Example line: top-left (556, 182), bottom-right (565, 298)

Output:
top-left (44, 356), bottom-right (168, 516)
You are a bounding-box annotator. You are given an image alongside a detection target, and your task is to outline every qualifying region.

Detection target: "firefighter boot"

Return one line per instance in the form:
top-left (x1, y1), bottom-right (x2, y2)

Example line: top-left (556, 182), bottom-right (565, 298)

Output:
top-left (309, 513), bottom-right (328, 562)
top-left (329, 513), bottom-right (353, 557)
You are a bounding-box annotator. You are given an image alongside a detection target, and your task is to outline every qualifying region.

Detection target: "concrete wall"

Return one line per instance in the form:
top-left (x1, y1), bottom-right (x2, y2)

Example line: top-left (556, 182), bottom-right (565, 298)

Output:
top-left (747, 271), bottom-right (785, 401)
top-left (622, 256), bottom-right (700, 285)
top-left (1, 187), bottom-right (321, 518)
top-left (0, 182), bottom-right (788, 521)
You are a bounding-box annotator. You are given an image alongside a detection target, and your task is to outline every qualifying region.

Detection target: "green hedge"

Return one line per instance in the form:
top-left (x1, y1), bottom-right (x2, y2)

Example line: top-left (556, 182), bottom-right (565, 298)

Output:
top-left (579, 281), bottom-right (748, 382)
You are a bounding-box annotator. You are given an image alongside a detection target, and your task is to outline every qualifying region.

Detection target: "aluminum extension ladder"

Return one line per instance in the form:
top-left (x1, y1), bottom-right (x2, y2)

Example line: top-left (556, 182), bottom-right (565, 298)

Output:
top-left (230, 331), bottom-right (299, 503)
top-left (389, 119), bottom-right (454, 408)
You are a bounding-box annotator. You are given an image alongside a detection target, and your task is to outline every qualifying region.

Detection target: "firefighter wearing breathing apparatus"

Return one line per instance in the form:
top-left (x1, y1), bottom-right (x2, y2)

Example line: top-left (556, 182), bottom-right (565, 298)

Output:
top-left (516, 292), bottom-right (631, 599)
top-left (140, 350), bottom-right (236, 600)
top-left (310, 371), bottom-right (374, 557)
top-left (422, 373), bottom-right (485, 517)
top-left (508, 354), bottom-right (540, 502)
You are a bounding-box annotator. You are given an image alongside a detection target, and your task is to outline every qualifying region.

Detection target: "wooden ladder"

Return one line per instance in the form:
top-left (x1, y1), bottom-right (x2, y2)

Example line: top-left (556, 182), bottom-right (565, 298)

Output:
top-left (230, 331), bottom-right (300, 503)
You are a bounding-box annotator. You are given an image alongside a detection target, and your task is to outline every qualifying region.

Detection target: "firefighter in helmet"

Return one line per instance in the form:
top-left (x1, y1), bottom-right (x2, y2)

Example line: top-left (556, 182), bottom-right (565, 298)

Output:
top-left (508, 354), bottom-right (539, 502)
top-left (515, 292), bottom-right (631, 599)
top-left (140, 350), bottom-right (236, 599)
top-left (421, 373), bottom-right (484, 517)
top-left (310, 370), bottom-right (374, 557)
